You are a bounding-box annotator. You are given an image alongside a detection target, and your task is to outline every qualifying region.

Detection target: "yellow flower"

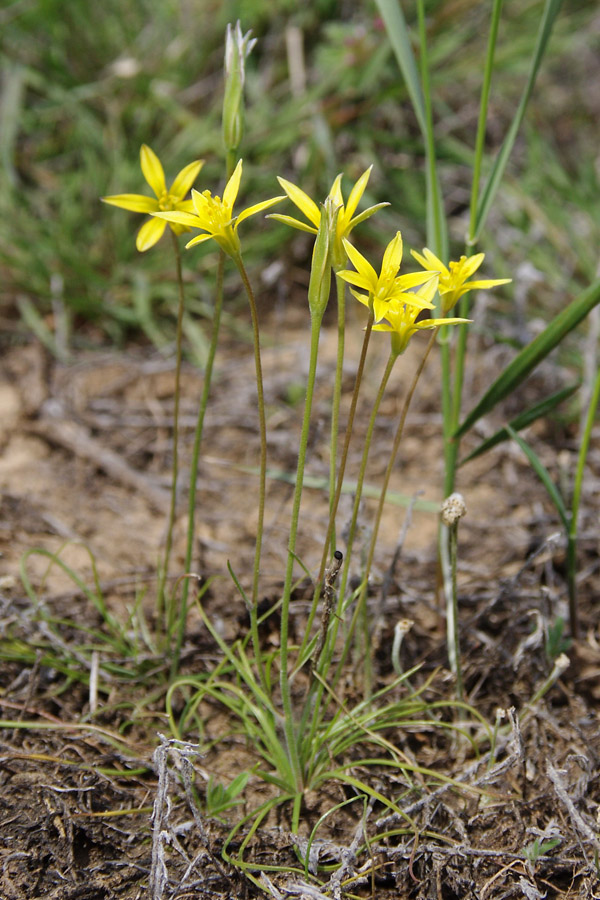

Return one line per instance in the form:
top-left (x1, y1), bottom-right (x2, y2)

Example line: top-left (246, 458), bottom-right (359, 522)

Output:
top-left (373, 279), bottom-right (471, 356)
top-left (102, 144), bottom-right (204, 252)
top-left (410, 248), bottom-right (511, 313)
top-left (152, 159), bottom-right (284, 258)
top-left (337, 232), bottom-right (436, 323)
top-left (269, 167), bottom-right (388, 270)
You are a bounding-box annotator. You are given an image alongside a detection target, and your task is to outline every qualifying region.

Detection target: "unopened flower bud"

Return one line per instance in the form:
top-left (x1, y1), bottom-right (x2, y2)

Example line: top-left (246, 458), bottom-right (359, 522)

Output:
top-left (223, 21), bottom-right (256, 155)
top-left (307, 196), bottom-right (339, 320)
top-left (441, 492), bottom-right (467, 527)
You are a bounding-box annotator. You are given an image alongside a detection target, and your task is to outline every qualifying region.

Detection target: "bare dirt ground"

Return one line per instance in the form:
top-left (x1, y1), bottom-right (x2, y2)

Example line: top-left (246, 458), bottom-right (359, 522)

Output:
top-left (0, 309), bottom-right (599, 899)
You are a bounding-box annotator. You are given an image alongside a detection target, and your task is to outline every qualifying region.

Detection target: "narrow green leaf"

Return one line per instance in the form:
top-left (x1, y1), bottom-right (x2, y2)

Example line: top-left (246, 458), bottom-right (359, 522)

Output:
top-left (459, 382), bottom-right (579, 465)
top-left (455, 277), bottom-right (600, 439)
top-left (473, 0), bottom-right (563, 240)
top-left (374, 0), bottom-right (426, 134)
top-left (506, 425), bottom-right (569, 529)
top-left (377, 0), bottom-right (447, 259)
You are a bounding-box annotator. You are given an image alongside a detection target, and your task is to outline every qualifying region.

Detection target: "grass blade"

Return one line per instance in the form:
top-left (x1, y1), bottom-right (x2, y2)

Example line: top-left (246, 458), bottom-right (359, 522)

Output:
top-left (374, 0), bottom-right (426, 134)
top-left (455, 278), bottom-right (600, 439)
top-left (459, 382), bottom-right (579, 465)
top-left (473, 0), bottom-right (564, 241)
top-left (506, 425), bottom-right (569, 530)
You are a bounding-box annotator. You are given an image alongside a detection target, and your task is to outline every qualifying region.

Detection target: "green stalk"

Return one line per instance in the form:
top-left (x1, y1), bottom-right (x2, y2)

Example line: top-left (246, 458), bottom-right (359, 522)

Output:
top-left (302, 349), bottom-right (397, 744)
top-left (337, 351), bottom-right (398, 611)
top-left (441, 336), bottom-right (455, 497)
top-left (279, 313), bottom-right (324, 789)
top-left (158, 232), bottom-right (185, 641)
top-left (416, 0), bottom-right (447, 261)
top-left (328, 274), bottom-right (347, 554)
top-left (233, 256), bottom-right (268, 615)
top-left (336, 330), bottom-right (438, 694)
top-left (442, 496), bottom-right (466, 702)
top-left (299, 311), bottom-right (375, 663)
top-left (445, 0), bottom-right (503, 497)
top-left (170, 250), bottom-right (225, 678)
top-left (567, 365), bottom-right (600, 639)
top-left (333, 353), bottom-right (398, 653)
top-left (468, 0), bottom-right (504, 248)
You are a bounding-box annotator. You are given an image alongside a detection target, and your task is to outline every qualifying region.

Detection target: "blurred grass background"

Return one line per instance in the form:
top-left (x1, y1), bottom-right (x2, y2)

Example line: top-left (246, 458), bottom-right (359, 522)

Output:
top-left (0, 0), bottom-right (598, 359)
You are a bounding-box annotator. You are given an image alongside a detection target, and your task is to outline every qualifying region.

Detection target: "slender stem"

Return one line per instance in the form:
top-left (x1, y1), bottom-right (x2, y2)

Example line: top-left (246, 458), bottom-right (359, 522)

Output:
top-left (445, 0), bottom-right (503, 495)
top-left (333, 352), bottom-right (398, 654)
top-left (446, 519), bottom-right (464, 701)
top-left (233, 256), bottom-right (268, 611)
top-left (159, 231), bottom-right (185, 640)
top-left (170, 250), bottom-right (225, 678)
top-left (567, 365), bottom-right (600, 638)
top-left (328, 274), bottom-right (347, 554)
top-left (279, 312), bottom-right (324, 789)
top-left (417, 0), bottom-right (446, 260)
top-left (468, 0), bottom-right (504, 246)
top-left (441, 337), bottom-right (456, 497)
top-left (335, 330), bottom-right (438, 692)
top-left (443, 0), bottom-right (502, 497)
top-left (301, 349), bottom-right (397, 745)
top-left (299, 310), bottom-right (375, 662)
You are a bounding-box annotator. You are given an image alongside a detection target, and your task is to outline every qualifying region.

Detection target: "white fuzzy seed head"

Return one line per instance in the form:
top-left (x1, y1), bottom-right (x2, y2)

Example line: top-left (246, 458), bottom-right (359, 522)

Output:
top-left (441, 492), bottom-right (467, 527)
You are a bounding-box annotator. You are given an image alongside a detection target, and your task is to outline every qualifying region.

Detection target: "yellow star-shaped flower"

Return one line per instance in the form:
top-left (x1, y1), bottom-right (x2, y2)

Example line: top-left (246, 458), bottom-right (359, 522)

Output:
top-left (373, 279), bottom-right (471, 356)
top-left (410, 248), bottom-right (511, 313)
top-left (151, 159), bottom-right (284, 258)
top-left (338, 232), bottom-right (436, 323)
top-left (102, 144), bottom-right (204, 252)
top-left (269, 167), bottom-right (388, 270)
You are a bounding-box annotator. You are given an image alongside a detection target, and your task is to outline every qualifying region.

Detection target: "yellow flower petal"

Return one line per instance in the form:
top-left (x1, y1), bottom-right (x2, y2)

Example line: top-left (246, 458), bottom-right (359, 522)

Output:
top-left (455, 277), bottom-right (511, 291)
top-left (169, 159), bottom-right (204, 201)
top-left (348, 202), bottom-right (389, 230)
top-left (223, 159), bottom-right (243, 211)
top-left (458, 253), bottom-right (485, 280)
top-left (381, 231), bottom-right (403, 282)
top-left (140, 144), bottom-right (166, 198)
top-left (337, 269), bottom-right (376, 292)
top-left (277, 177), bottom-right (321, 228)
top-left (411, 247), bottom-right (446, 274)
top-left (185, 233), bottom-right (215, 249)
top-left (267, 214), bottom-right (318, 235)
top-left (344, 166), bottom-right (372, 222)
top-left (101, 193), bottom-right (158, 213)
top-left (152, 210), bottom-right (202, 228)
top-left (136, 216), bottom-right (166, 252)
top-left (236, 195), bottom-right (285, 226)
top-left (328, 174), bottom-right (344, 208)
top-left (342, 239), bottom-right (378, 288)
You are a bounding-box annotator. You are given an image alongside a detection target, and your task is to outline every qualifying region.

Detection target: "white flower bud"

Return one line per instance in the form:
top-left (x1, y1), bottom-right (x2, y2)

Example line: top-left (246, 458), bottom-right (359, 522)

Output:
top-left (441, 492), bottom-right (467, 527)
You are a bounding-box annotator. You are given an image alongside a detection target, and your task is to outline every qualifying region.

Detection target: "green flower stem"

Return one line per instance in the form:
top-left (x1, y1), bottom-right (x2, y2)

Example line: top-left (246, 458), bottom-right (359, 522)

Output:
top-left (170, 250), bottom-right (225, 678)
top-left (299, 310), bottom-right (375, 663)
top-left (158, 231), bottom-right (186, 641)
top-left (225, 149), bottom-right (238, 184)
top-left (279, 312), bottom-right (325, 790)
top-left (328, 273), bottom-right (347, 554)
top-left (445, 514), bottom-right (464, 702)
top-left (567, 364), bottom-right (600, 639)
top-left (233, 255), bottom-right (268, 614)
top-left (329, 351), bottom-right (398, 657)
top-left (336, 329), bottom-right (438, 694)
top-left (301, 348), bottom-right (397, 746)
top-left (441, 336), bottom-right (456, 497)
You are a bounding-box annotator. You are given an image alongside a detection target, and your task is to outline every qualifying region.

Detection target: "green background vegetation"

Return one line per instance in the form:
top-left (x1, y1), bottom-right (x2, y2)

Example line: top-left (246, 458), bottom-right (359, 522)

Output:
top-left (1, 0), bottom-right (598, 355)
